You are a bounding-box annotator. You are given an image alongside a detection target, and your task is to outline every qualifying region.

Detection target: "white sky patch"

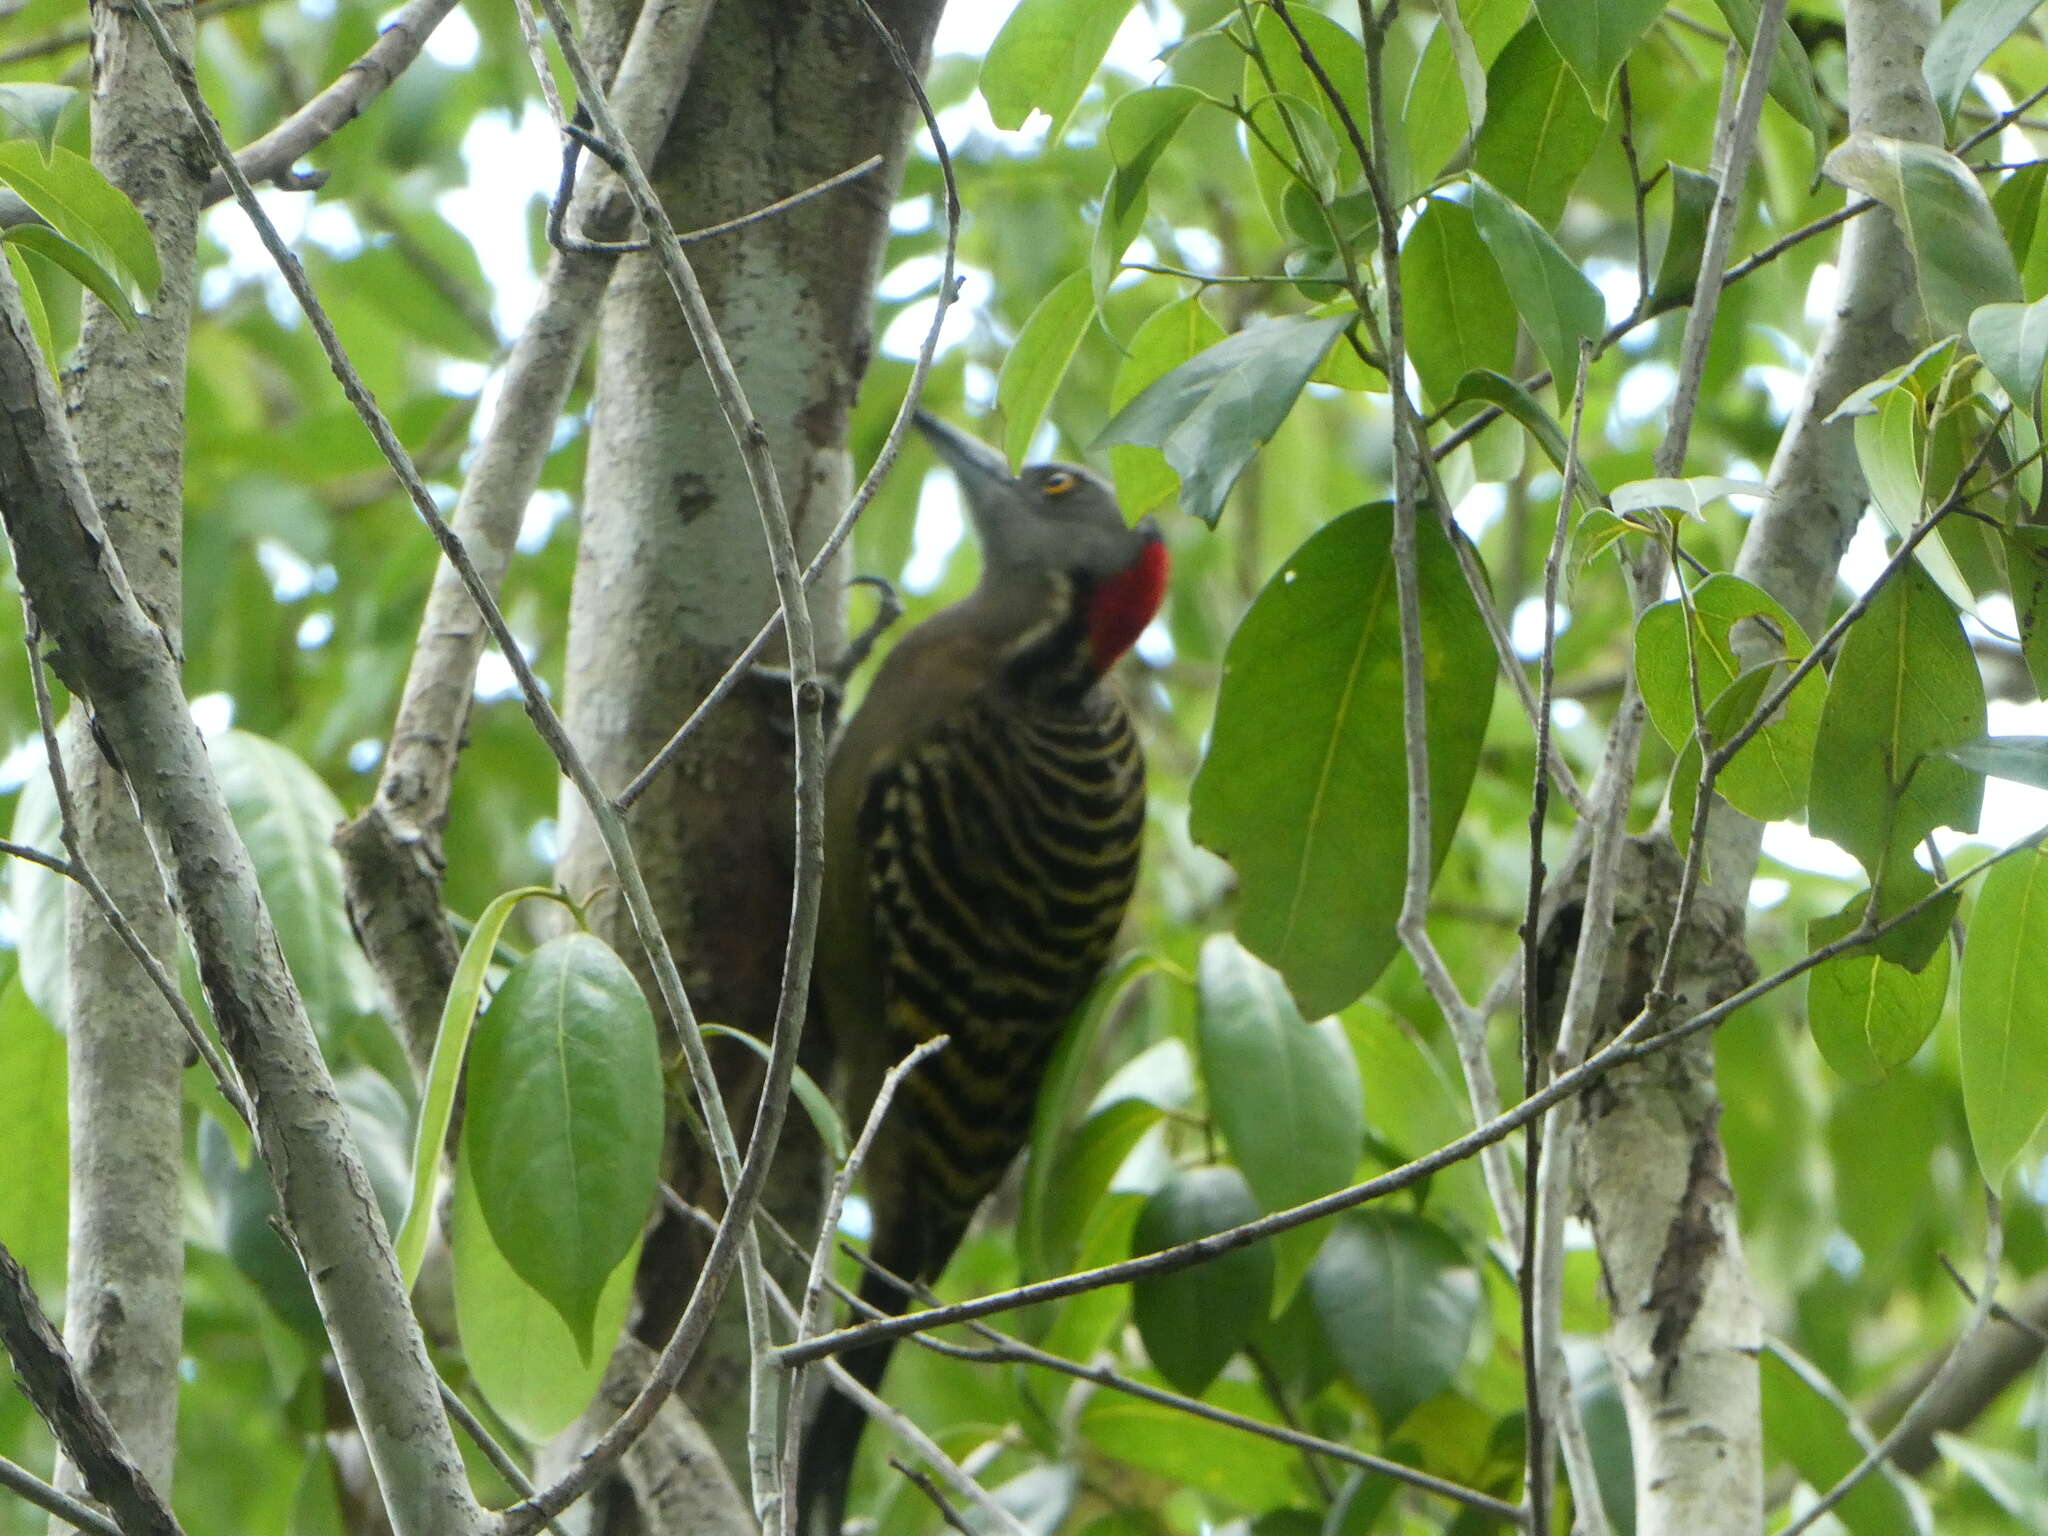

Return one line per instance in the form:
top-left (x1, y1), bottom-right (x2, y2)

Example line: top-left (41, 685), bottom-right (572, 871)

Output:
top-left (1761, 820), bottom-right (1864, 880)
top-left (1804, 262), bottom-right (1840, 328)
top-left (1453, 482), bottom-right (1505, 541)
top-left (1966, 593), bottom-right (2019, 644)
top-left (0, 738), bottom-right (43, 794)
top-left (348, 738), bottom-right (384, 773)
top-left (1836, 508), bottom-right (1892, 595)
top-left (440, 105), bottom-right (557, 336)
top-left (518, 490), bottom-right (574, 553)
top-left (890, 195), bottom-right (933, 233)
top-left (1586, 258), bottom-right (1639, 327)
top-left (880, 267), bottom-right (988, 360)
top-left (904, 469), bottom-right (966, 593)
top-left (1136, 618), bottom-right (1175, 667)
top-left (1750, 876), bottom-right (1791, 909)
top-left (419, 5), bottom-right (479, 66)
top-left (1613, 361), bottom-right (1676, 428)
top-left (1936, 699), bottom-right (2048, 855)
top-left (256, 538), bottom-right (317, 602)
top-left (296, 612), bottom-right (335, 650)
top-left (1510, 597), bottom-right (1569, 659)
top-left (475, 648), bottom-right (524, 701)
top-left (190, 693), bottom-right (236, 737)
top-left (1551, 698), bottom-right (1587, 730)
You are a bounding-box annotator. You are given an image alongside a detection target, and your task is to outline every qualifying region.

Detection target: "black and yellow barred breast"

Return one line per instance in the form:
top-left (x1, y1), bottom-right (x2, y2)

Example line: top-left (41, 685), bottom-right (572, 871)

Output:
top-left (858, 664), bottom-right (1144, 1281)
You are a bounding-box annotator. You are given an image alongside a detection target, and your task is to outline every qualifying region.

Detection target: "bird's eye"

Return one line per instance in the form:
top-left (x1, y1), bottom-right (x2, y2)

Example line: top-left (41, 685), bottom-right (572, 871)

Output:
top-left (1042, 470), bottom-right (1078, 496)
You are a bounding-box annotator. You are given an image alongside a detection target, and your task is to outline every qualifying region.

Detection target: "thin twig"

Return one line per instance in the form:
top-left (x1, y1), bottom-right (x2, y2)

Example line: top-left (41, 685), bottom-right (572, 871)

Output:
top-left (1782, 1193), bottom-right (2003, 1535)
top-left (21, 616), bottom-right (250, 1123)
top-left (1939, 1253), bottom-right (2048, 1346)
top-left (778, 1034), bottom-right (949, 1536)
top-left (0, 1452), bottom-right (122, 1536)
top-left (890, 1461), bottom-right (977, 1536)
top-left (0, 837), bottom-right (74, 880)
top-left (436, 1383), bottom-right (575, 1536)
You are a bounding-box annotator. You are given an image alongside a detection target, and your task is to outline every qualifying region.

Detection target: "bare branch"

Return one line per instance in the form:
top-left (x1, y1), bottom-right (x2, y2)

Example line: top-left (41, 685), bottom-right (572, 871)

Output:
top-left (0, 1453), bottom-right (120, 1536)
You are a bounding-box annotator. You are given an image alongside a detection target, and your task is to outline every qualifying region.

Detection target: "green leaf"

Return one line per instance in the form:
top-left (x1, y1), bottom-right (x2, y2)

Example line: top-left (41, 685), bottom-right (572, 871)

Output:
top-left (1610, 476), bottom-right (1765, 519)
top-left (0, 977), bottom-right (68, 1299)
top-left (1, 224), bottom-right (136, 329)
top-left (3, 243), bottom-right (56, 369)
top-left (981, 0), bottom-right (1138, 139)
top-left (2009, 527), bottom-right (2048, 696)
top-left (1108, 297), bottom-right (1228, 515)
top-left (1712, 0), bottom-right (1830, 177)
top-left (1825, 134), bottom-right (2023, 338)
top-left (1307, 1212), bottom-right (1479, 1431)
top-left (1807, 894), bottom-right (1950, 1085)
top-left (1649, 165), bottom-right (1717, 316)
top-left (1968, 294), bottom-right (2048, 407)
top-left (1850, 366), bottom-right (1980, 614)
top-left (1130, 1165), bottom-right (1272, 1397)
top-left (1404, 11), bottom-right (1486, 192)
top-left (1959, 844), bottom-right (2048, 1187)
top-left (1092, 86), bottom-right (1206, 299)
top-left (1241, 92), bottom-right (1344, 239)
top-left (0, 84), bottom-right (77, 160)
top-left (1633, 574), bottom-right (1825, 823)
top-left (1078, 1378), bottom-right (1301, 1512)
top-left (1761, 1345), bottom-right (1930, 1536)
top-left (0, 142), bottom-right (160, 303)
top-left (451, 1153), bottom-right (638, 1441)
top-left (1096, 311), bottom-right (1353, 526)
top-left (209, 731), bottom-right (384, 1046)
top-left (1808, 561), bottom-right (1986, 887)
top-left (1449, 367), bottom-right (1578, 482)
top-left (1992, 160), bottom-right (2048, 299)
top-left (1534, 0), bottom-right (1666, 105)
top-left (1402, 197), bottom-right (1517, 409)
top-left (1194, 937), bottom-right (1364, 1304)
top-left (996, 270), bottom-right (1095, 469)
top-left (1472, 20), bottom-right (1603, 227)
top-left (1937, 1433), bottom-right (2048, 1529)
top-left (701, 1023), bottom-right (845, 1165)
top-left (1245, 6), bottom-right (1371, 193)
top-left (1924, 0), bottom-right (2044, 124)
top-left (462, 932), bottom-right (663, 1351)
top-left (1467, 174), bottom-right (1606, 389)
top-left (1190, 505), bottom-right (1495, 1014)
top-left (396, 886), bottom-right (565, 1290)
top-left (1940, 735), bottom-right (2048, 790)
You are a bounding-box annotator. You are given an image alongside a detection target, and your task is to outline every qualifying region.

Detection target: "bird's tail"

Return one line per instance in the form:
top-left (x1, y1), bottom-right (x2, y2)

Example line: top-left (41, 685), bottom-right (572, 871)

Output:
top-left (793, 1266), bottom-right (907, 1536)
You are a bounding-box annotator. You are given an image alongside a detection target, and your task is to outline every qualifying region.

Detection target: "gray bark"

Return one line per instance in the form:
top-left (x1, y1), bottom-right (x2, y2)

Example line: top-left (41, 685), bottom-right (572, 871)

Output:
top-left (49, 1), bottom-right (206, 1506)
top-left (553, 0), bottom-right (943, 1497)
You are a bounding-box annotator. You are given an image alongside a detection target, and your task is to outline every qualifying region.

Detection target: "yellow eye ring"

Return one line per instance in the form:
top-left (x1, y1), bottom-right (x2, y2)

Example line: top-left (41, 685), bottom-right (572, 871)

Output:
top-left (1042, 470), bottom-right (1078, 495)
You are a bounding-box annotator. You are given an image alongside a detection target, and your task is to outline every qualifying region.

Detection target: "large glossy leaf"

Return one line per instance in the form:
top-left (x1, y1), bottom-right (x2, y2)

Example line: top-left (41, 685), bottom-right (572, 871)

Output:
top-left (1468, 174), bottom-right (1605, 392)
top-left (1958, 845), bottom-right (2048, 1187)
top-left (1130, 1165), bottom-right (1272, 1396)
top-left (1190, 505), bottom-right (1495, 1015)
top-left (1096, 311), bottom-right (1353, 526)
top-left (1924, 0), bottom-right (2045, 123)
top-left (1806, 895), bottom-right (1950, 1086)
top-left (1077, 1379), bottom-right (1300, 1511)
top-left (1092, 86), bottom-right (1206, 299)
top-left (0, 83), bottom-right (76, 158)
top-left (461, 932), bottom-right (662, 1350)
top-left (1, 224), bottom-right (137, 327)
top-left (980, 0), bottom-right (1137, 140)
top-left (1471, 21), bottom-right (1602, 227)
top-left (1825, 135), bottom-right (2023, 338)
top-left (1808, 562), bottom-right (1985, 891)
top-left (1108, 297), bottom-right (1228, 516)
top-left (1402, 197), bottom-right (1517, 409)
top-left (1534, 0), bottom-right (1665, 105)
top-left (1194, 937), bottom-right (1364, 1303)
top-left (209, 730), bottom-right (383, 1045)
top-left (1634, 574), bottom-right (1825, 823)
top-left (0, 142), bottom-right (158, 302)
top-left (1307, 1211), bottom-right (1480, 1432)
top-left (1244, 7), bottom-right (1371, 193)
top-left (451, 1154), bottom-right (639, 1441)
top-left (1994, 160), bottom-right (2048, 299)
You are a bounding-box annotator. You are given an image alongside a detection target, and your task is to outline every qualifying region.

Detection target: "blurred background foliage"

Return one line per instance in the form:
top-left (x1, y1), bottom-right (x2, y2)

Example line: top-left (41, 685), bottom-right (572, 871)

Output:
top-left (2, 0), bottom-right (2048, 1533)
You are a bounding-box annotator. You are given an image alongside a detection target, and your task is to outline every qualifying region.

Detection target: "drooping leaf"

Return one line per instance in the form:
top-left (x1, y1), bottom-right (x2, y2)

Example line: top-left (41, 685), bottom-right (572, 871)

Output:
top-left (1472, 20), bottom-right (1604, 227)
top-left (0, 84), bottom-right (77, 159)
top-left (1096, 311), bottom-right (1353, 526)
top-left (1958, 844), bottom-right (2048, 1187)
top-left (462, 932), bottom-right (663, 1351)
top-left (1108, 297), bottom-right (1228, 515)
top-left (1847, 359), bottom-right (1980, 613)
top-left (1807, 895), bottom-right (1951, 1085)
top-left (1401, 197), bottom-right (1518, 409)
top-left (1534, 0), bottom-right (1666, 106)
top-left (1130, 1165), bottom-right (1272, 1396)
top-left (3, 223), bottom-right (139, 329)
top-left (1648, 164), bottom-right (1718, 316)
top-left (451, 1154), bottom-right (639, 1441)
top-left (1712, 0), bottom-right (1831, 176)
top-left (1194, 937), bottom-right (1364, 1304)
top-left (1092, 86), bottom-right (1206, 298)
top-left (1940, 735), bottom-right (2048, 790)
top-left (1825, 134), bottom-right (2023, 338)
top-left (1190, 505), bottom-right (1495, 1014)
top-left (997, 270), bottom-right (1095, 469)
top-left (701, 1023), bottom-right (845, 1165)
top-left (0, 141), bottom-right (159, 303)
top-left (1307, 1212), bottom-right (1480, 1432)
top-left (980, 0), bottom-right (1138, 140)
top-left (1968, 294), bottom-right (2048, 407)
top-left (3, 243), bottom-right (56, 368)
top-left (1450, 367), bottom-right (1578, 482)
top-left (1924, 0), bottom-right (2045, 124)
top-left (1468, 173), bottom-right (1606, 390)
top-left (1808, 561), bottom-right (1986, 888)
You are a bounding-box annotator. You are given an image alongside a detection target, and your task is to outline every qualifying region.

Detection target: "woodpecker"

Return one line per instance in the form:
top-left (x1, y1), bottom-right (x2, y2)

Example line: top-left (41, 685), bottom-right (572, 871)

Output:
top-left (797, 411), bottom-right (1167, 1535)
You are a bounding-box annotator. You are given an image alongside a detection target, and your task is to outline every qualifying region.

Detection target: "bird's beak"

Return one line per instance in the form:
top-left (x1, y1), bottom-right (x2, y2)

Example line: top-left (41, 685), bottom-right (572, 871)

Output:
top-left (913, 410), bottom-right (1014, 501)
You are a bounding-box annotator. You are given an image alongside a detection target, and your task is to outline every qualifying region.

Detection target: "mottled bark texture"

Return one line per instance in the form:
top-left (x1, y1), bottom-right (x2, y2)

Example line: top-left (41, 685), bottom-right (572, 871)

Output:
top-left (51, 1), bottom-right (206, 1507)
top-left (553, 0), bottom-right (945, 1497)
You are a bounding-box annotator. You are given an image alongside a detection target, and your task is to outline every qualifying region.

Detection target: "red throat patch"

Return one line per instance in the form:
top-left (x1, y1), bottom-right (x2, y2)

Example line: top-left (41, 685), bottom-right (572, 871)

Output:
top-left (1087, 535), bottom-right (1170, 672)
